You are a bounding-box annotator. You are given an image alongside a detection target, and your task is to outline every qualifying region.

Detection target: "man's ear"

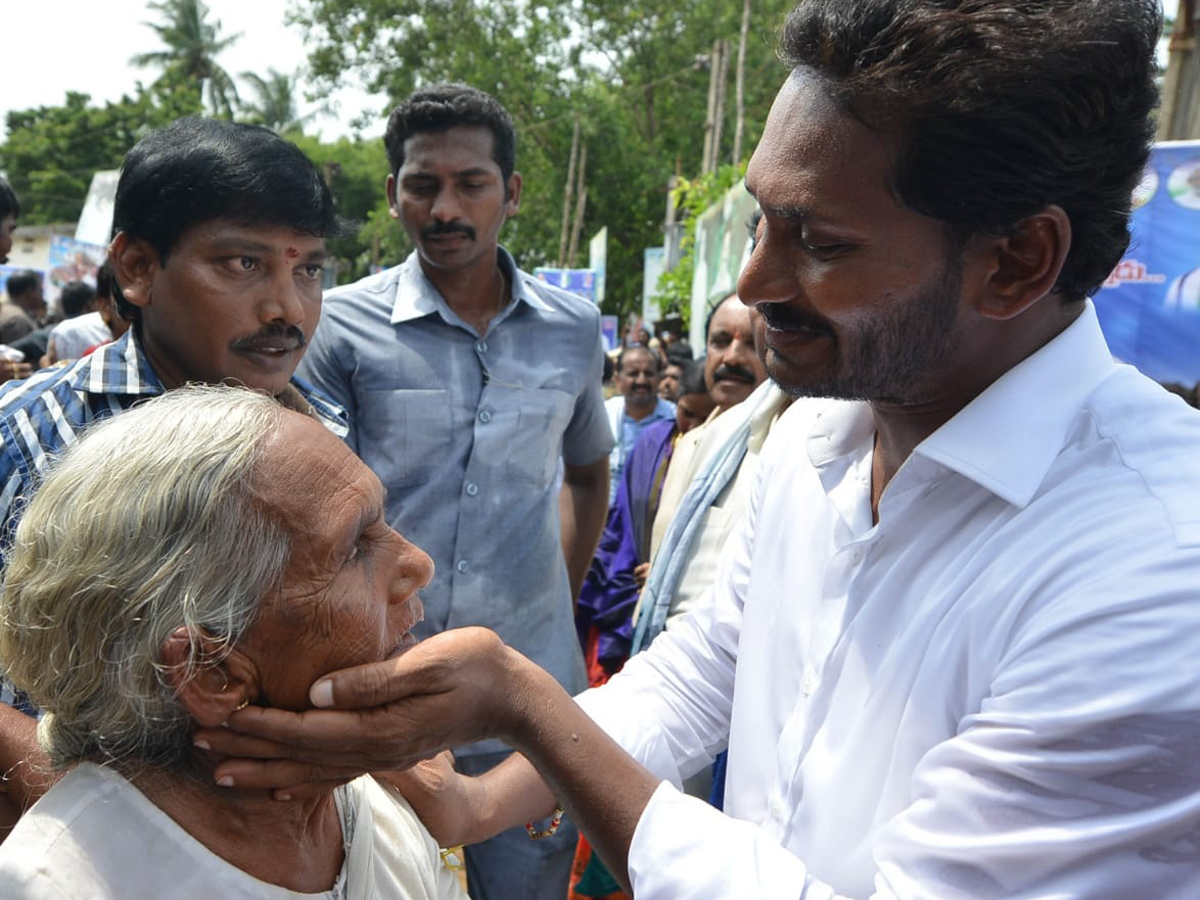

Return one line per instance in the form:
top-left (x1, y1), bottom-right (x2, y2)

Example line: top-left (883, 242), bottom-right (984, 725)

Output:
top-left (504, 172), bottom-right (523, 218)
top-left (974, 205), bottom-right (1072, 321)
top-left (108, 232), bottom-right (159, 312)
top-left (386, 174), bottom-right (401, 221)
top-left (161, 627), bottom-right (257, 728)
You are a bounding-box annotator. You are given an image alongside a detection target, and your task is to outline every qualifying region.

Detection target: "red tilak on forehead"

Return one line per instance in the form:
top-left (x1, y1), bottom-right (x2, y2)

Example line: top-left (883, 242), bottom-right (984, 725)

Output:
top-left (286, 247), bottom-right (299, 258)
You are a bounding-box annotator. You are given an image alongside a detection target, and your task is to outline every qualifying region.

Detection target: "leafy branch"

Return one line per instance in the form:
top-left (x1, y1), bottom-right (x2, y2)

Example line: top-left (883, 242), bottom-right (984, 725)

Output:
top-left (652, 160), bottom-right (746, 329)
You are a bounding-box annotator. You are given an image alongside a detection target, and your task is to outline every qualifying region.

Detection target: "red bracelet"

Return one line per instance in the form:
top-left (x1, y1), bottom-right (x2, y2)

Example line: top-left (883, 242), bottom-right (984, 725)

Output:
top-left (525, 805), bottom-right (564, 840)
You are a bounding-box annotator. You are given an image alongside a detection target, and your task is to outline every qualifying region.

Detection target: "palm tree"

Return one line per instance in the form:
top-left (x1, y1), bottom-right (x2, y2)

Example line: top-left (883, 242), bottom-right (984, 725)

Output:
top-left (131, 0), bottom-right (242, 119)
top-left (238, 69), bottom-right (316, 134)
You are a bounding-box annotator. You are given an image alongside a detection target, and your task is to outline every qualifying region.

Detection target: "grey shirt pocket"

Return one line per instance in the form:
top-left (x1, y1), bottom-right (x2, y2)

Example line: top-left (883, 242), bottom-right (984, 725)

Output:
top-left (504, 388), bottom-right (574, 489)
top-left (355, 388), bottom-right (452, 488)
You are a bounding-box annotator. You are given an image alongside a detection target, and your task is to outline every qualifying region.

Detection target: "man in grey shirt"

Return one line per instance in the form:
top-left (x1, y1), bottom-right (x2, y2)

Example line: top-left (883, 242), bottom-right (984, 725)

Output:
top-left (297, 83), bottom-right (612, 900)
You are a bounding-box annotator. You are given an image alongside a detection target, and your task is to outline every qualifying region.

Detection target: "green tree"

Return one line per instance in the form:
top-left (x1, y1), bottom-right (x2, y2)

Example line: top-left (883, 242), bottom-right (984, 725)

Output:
top-left (288, 133), bottom-right (400, 282)
top-left (131, 0), bottom-right (241, 119)
top-left (288, 0), bottom-right (791, 314)
top-left (0, 84), bottom-right (202, 225)
top-left (239, 69), bottom-right (315, 134)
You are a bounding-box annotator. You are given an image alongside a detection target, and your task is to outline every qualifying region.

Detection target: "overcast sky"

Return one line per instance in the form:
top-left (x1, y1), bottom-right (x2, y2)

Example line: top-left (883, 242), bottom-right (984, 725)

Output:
top-left (1, 0), bottom-right (386, 142)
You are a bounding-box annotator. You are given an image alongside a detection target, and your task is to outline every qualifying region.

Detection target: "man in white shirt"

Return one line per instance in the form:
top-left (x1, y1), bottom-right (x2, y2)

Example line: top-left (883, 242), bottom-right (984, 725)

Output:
top-left (202, 2), bottom-right (1200, 898)
top-left (45, 280), bottom-right (109, 364)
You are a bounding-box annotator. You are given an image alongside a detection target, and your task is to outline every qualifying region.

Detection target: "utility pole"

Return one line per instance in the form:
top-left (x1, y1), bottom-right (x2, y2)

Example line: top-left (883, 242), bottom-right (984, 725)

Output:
top-left (1158, 0), bottom-right (1199, 140)
top-left (558, 115), bottom-right (581, 268)
top-left (700, 40), bottom-right (715, 174)
top-left (567, 143), bottom-right (588, 268)
top-left (710, 39), bottom-right (731, 173)
top-left (733, 0), bottom-right (751, 166)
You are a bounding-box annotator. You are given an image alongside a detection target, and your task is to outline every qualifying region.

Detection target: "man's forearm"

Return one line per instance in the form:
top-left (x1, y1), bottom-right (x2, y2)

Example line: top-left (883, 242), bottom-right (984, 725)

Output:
top-left (501, 657), bottom-right (660, 893)
top-left (559, 458), bottom-right (610, 600)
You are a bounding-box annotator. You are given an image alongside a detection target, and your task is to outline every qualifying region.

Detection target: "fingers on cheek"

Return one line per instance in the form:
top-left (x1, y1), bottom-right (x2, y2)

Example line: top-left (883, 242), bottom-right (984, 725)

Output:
top-left (195, 730), bottom-right (295, 760)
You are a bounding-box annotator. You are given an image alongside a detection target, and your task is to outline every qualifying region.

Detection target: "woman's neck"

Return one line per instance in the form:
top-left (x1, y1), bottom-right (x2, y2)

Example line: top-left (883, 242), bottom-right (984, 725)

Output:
top-left (129, 762), bottom-right (347, 893)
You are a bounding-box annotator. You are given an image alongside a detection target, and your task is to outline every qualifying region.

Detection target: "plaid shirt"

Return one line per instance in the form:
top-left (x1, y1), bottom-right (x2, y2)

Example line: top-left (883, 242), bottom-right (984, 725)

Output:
top-left (0, 330), bottom-right (346, 713)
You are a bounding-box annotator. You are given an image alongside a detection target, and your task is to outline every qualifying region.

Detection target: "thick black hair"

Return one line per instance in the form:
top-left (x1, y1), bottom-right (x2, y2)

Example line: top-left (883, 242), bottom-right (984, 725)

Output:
top-left (678, 359), bottom-right (709, 397)
top-left (0, 177), bottom-right (19, 220)
top-left (704, 294), bottom-right (741, 343)
top-left (5, 270), bottom-right (40, 299)
top-left (385, 83), bottom-right (517, 185)
top-left (95, 261), bottom-right (117, 303)
top-left (111, 118), bottom-right (341, 321)
top-left (59, 281), bottom-right (97, 319)
top-left (780, 0), bottom-right (1161, 301)
top-left (615, 344), bottom-right (661, 375)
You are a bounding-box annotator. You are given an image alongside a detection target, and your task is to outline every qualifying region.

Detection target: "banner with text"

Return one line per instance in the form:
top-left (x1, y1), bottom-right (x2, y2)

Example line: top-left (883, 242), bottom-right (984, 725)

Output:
top-left (1095, 140), bottom-right (1200, 384)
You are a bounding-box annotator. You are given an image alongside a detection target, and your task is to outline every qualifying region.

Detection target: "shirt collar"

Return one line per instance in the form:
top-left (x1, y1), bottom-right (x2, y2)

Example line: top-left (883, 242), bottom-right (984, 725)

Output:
top-left (915, 301), bottom-right (1117, 508)
top-left (390, 246), bottom-right (549, 326)
top-left (804, 302), bottom-right (1118, 509)
top-left (78, 330), bottom-right (164, 398)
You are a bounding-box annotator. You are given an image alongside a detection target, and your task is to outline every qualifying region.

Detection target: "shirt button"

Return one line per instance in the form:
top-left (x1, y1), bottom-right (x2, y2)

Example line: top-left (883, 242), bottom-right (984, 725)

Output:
top-left (475, 340), bottom-right (488, 353)
top-left (802, 669), bottom-right (818, 696)
top-left (465, 482), bottom-right (479, 497)
top-left (769, 799), bottom-right (784, 820)
top-left (478, 410), bottom-right (492, 424)
top-left (456, 560), bottom-right (469, 573)
top-left (850, 548), bottom-right (863, 564)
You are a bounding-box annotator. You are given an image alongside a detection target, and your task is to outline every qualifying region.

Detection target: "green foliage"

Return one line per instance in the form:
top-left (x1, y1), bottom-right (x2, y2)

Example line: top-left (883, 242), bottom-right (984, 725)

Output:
top-left (0, 85), bottom-right (202, 225)
top-left (651, 161), bottom-right (747, 330)
top-left (0, 0), bottom-right (793, 298)
top-left (286, 133), bottom-right (401, 282)
top-left (239, 69), bottom-right (316, 134)
top-left (288, 0), bottom-right (792, 313)
top-left (131, 0), bottom-right (242, 119)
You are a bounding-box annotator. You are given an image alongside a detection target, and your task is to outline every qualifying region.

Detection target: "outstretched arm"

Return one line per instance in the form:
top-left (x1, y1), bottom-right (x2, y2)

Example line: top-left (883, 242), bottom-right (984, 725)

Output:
top-left (201, 628), bottom-right (657, 891)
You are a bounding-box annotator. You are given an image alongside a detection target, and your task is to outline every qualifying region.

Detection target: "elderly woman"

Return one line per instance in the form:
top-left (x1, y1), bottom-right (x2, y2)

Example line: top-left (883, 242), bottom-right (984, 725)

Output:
top-left (0, 386), bottom-right (464, 899)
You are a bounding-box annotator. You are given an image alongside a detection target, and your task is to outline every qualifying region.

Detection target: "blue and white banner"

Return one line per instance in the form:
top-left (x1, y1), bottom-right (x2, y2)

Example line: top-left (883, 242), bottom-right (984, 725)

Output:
top-left (1095, 141), bottom-right (1200, 384)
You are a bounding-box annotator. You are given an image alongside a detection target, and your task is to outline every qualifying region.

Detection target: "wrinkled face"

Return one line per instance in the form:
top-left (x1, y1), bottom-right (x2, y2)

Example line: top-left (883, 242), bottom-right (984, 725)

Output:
top-left (0, 215), bottom-right (15, 265)
top-left (738, 70), bottom-right (968, 404)
top-left (675, 389), bottom-right (715, 434)
top-left (240, 415), bottom-right (434, 711)
top-left (388, 126), bottom-right (521, 277)
top-left (704, 296), bottom-right (767, 411)
top-left (116, 219), bottom-right (327, 396)
top-left (615, 347), bottom-right (660, 416)
top-left (658, 364), bottom-right (683, 401)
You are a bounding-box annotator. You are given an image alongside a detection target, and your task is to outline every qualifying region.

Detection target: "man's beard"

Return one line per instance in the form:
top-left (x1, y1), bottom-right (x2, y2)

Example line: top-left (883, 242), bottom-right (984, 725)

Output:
top-left (763, 253), bottom-right (963, 406)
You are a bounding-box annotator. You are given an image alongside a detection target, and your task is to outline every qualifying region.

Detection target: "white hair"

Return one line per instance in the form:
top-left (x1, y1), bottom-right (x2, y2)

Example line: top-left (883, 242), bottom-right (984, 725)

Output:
top-left (0, 385), bottom-right (294, 770)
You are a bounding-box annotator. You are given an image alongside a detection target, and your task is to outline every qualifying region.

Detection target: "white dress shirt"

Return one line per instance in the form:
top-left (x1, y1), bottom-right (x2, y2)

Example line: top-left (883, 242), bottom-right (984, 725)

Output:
top-left (578, 303), bottom-right (1200, 899)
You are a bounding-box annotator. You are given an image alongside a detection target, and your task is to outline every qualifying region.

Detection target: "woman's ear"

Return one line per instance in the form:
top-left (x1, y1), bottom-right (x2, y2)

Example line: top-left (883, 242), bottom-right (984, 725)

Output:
top-left (161, 627), bottom-right (256, 728)
top-left (974, 205), bottom-right (1072, 321)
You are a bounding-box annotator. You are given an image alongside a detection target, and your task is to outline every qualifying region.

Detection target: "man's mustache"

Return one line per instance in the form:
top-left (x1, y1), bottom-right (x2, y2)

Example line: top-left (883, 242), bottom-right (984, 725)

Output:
top-left (757, 303), bottom-right (832, 336)
top-left (712, 363), bottom-right (757, 384)
top-left (422, 221), bottom-right (476, 241)
top-left (231, 323), bottom-right (307, 352)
